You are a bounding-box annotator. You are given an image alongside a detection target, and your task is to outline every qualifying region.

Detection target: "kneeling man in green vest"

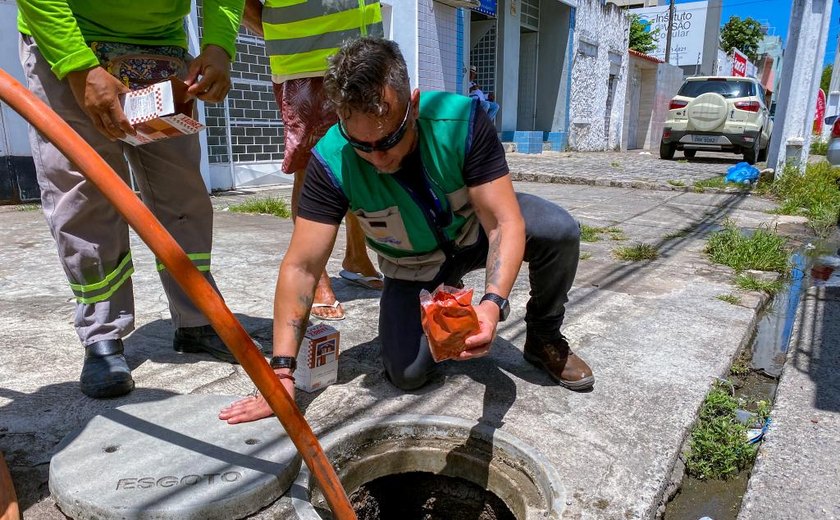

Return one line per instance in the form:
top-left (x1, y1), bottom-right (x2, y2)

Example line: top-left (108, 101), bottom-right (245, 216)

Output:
top-left (219, 37), bottom-right (594, 424)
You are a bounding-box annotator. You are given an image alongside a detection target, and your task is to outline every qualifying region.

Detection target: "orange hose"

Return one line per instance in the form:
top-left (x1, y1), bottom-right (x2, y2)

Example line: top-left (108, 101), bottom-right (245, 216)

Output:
top-left (0, 68), bottom-right (356, 519)
top-left (0, 452), bottom-right (20, 520)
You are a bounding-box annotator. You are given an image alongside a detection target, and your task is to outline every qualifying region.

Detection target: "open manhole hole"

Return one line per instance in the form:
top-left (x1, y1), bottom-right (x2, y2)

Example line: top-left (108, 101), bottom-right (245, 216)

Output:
top-left (291, 415), bottom-right (565, 519)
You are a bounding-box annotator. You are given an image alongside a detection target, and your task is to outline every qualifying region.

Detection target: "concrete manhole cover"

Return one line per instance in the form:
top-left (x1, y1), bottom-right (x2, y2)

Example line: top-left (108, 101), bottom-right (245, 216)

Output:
top-left (50, 394), bottom-right (300, 520)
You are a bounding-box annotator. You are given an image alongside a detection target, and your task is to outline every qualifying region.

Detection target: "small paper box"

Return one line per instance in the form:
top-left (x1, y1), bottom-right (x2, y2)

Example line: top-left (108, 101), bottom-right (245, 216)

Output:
top-left (295, 323), bottom-right (340, 393)
top-left (119, 78), bottom-right (204, 146)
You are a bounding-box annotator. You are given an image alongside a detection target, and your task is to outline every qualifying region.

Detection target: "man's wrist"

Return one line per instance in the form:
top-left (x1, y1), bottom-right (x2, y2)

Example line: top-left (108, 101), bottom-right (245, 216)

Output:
top-left (480, 293), bottom-right (510, 322)
top-left (270, 355), bottom-right (297, 371)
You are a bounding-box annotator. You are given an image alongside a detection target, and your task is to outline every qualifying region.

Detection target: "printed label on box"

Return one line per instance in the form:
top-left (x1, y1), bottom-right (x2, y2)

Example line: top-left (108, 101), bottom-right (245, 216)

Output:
top-left (295, 323), bottom-right (340, 393)
top-left (119, 78), bottom-right (204, 146)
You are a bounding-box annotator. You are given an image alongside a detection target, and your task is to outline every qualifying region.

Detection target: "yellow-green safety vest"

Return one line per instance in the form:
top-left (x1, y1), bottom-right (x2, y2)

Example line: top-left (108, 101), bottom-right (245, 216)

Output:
top-left (262, 0), bottom-right (383, 83)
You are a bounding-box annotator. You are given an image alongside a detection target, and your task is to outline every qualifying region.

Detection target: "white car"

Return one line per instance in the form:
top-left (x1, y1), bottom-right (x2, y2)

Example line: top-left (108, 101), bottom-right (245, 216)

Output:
top-left (660, 76), bottom-right (773, 164)
top-left (827, 118), bottom-right (840, 166)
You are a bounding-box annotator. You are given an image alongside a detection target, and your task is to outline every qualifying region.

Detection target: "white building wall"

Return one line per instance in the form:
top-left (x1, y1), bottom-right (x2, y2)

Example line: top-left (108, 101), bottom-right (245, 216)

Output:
top-left (0, 0), bottom-right (32, 158)
top-left (648, 63), bottom-right (683, 148)
top-left (418, 0), bottom-right (459, 92)
top-left (568, 0), bottom-right (629, 151)
top-left (390, 0), bottom-right (421, 88)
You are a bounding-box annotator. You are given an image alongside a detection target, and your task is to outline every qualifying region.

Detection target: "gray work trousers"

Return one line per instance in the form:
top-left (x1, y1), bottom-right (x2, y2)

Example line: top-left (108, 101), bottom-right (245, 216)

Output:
top-left (19, 35), bottom-right (218, 346)
top-left (378, 193), bottom-right (580, 390)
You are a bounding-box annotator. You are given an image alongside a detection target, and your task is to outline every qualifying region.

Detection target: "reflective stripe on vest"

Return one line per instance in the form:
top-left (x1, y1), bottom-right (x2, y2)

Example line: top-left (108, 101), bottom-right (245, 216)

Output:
top-left (156, 252), bottom-right (211, 273)
top-left (263, 0), bottom-right (382, 78)
top-left (69, 252), bottom-right (134, 304)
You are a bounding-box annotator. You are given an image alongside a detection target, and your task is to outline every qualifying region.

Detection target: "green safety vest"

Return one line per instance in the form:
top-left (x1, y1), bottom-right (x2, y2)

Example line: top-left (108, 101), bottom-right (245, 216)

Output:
top-left (313, 92), bottom-right (482, 281)
top-left (262, 0), bottom-right (383, 82)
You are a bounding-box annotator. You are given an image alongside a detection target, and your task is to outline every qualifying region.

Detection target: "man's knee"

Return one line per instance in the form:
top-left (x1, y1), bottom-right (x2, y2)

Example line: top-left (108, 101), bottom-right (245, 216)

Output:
top-left (384, 364), bottom-right (430, 391)
top-left (519, 194), bottom-right (579, 245)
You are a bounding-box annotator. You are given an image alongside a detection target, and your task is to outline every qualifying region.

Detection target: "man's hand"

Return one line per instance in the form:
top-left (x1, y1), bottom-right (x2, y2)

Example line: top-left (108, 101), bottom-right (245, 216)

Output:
top-left (459, 301), bottom-right (500, 360)
top-left (66, 66), bottom-right (134, 141)
top-left (185, 44), bottom-right (231, 102)
top-left (218, 374), bottom-right (295, 424)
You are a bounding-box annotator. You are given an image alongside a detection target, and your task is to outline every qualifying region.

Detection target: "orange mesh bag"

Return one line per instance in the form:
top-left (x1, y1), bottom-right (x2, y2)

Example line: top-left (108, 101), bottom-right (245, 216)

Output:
top-left (419, 284), bottom-right (481, 362)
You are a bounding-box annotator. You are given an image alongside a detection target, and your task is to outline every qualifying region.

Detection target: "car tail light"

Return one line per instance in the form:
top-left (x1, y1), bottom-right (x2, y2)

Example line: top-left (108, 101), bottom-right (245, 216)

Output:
top-left (669, 100), bottom-right (688, 110)
top-left (832, 118), bottom-right (840, 138)
top-left (734, 101), bottom-right (760, 112)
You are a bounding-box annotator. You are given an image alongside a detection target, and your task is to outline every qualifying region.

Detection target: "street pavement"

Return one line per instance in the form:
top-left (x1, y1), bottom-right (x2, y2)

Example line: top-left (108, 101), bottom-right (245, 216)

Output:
top-left (1, 150), bottom-right (838, 519)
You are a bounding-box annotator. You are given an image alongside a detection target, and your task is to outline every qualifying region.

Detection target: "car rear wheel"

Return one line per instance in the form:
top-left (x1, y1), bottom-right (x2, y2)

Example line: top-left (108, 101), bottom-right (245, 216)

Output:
top-left (660, 141), bottom-right (676, 160)
top-left (684, 150), bottom-right (697, 159)
top-left (743, 133), bottom-right (760, 164)
top-left (757, 134), bottom-right (769, 162)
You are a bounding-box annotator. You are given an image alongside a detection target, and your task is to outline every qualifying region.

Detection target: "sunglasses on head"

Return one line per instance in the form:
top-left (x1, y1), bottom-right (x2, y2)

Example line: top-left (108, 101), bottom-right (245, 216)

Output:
top-left (338, 101), bottom-right (411, 153)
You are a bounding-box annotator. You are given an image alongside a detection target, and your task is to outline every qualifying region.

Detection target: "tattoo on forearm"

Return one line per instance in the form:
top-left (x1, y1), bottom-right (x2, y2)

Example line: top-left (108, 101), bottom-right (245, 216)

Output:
top-left (486, 230), bottom-right (502, 289)
top-left (287, 294), bottom-right (313, 344)
top-left (287, 318), bottom-right (305, 345)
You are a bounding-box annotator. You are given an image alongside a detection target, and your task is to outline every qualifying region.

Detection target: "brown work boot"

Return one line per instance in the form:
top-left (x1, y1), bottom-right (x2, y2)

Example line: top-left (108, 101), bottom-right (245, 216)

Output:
top-left (523, 335), bottom-right (594, 391)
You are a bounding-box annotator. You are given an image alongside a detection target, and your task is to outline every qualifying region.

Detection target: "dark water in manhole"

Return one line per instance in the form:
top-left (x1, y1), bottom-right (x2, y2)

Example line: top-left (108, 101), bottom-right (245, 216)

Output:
top-left (345, 472), bottom-right (516, 520)
top-left (665, 240), bottom-right (840, 520)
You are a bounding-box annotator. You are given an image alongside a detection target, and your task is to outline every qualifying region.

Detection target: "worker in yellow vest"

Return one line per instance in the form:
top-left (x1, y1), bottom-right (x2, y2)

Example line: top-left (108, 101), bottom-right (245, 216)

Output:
top-left (243, 0), bottom-right (384, 321)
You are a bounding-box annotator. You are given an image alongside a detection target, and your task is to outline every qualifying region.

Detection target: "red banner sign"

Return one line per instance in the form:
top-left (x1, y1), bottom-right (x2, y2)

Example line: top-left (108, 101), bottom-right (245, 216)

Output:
top-left (814, 88), bottom-right (826, 134)
top-left (732, 49), bottom-right (747, 77)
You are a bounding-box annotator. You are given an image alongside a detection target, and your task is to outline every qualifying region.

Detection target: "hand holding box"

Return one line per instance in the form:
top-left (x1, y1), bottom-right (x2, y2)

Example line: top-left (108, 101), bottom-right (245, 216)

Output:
top-left (119, 78), bottom-right (205, 146)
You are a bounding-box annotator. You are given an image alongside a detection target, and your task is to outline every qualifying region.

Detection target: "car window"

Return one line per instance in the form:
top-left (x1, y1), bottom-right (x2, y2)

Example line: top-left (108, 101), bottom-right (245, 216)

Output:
top-left (678, 80), bottom-right (755, 99)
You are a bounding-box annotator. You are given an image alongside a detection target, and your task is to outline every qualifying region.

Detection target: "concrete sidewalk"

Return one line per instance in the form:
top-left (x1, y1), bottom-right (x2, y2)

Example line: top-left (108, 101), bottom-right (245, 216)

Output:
top-left (0, 153), bottom-right (834, 519)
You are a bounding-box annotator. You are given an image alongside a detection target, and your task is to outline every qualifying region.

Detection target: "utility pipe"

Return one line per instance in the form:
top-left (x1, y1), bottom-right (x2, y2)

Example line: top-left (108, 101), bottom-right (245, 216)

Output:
top-left (0, 451), bottom-right (20, 520)
top-left (0, 67), bottom-right (356, 520)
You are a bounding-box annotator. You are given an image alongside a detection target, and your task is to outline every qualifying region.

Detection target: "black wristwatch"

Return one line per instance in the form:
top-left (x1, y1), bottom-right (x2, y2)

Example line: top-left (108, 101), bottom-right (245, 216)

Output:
top-left (269, 355), bottom-right (297, 371)
top-left (480, 293), bottom-right (510, 322)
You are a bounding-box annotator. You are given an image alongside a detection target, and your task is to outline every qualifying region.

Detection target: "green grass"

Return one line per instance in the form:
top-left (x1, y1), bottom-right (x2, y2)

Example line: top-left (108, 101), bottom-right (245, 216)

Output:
top-left (580, 225), bottom-right (626, 242)
top-left (694, 176), bottom-right (726, 189)
top-left (677, 159), bottom-right (688, 164)
top-left (667, 180), bottom-right (686, 187)
top-left (685, 381), bottom-right (759, 480)
top-left (612, 243), bottom-right (659, 261)
top-left (603, 226), bottom-right (626, 241)
top-left (580, 224), bottom-right (603, 242)
top-left (705, 220), bottom-right (789, 273)
top-left (228, 197), bottom-right (291, 218)
top-left (610, 161), bottom-right (621, 168)
top-left (579, 252), bottom-right (593, 261)
top-left (664, 227), bottom-right (693, 240)
top-left (735, 274), bottom-right (783, 295)
top-left (717, 293), bottom-right (742, 305)
top-left (766, 161), bottom-right (840, 237)
top-left (16, 204), bottom-right (41, 212)
top-left (810, 137), bottom-right (828, 156)
top-left (729, 357), bottom-right (750, 376)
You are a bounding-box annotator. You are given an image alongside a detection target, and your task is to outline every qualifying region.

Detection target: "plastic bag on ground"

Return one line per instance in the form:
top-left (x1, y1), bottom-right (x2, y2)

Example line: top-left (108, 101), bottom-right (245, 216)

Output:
top-left (420, 284), bottom-right (480, 362)
top-left (725, 162), bottom-right (760, 184)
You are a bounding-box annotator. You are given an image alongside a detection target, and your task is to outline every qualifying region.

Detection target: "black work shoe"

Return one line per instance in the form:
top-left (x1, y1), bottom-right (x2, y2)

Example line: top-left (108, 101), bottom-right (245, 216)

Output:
top-left (80, 339), bottom-right (135, 398)
top-left (523, 335), bottom-right (595, 391)
top-left (173, 325), bottom-right (263, 364)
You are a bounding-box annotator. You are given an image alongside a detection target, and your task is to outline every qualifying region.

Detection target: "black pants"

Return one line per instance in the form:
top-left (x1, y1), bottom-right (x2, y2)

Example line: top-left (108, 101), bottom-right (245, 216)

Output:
top-left (378, 193), bottom-right (580, 389)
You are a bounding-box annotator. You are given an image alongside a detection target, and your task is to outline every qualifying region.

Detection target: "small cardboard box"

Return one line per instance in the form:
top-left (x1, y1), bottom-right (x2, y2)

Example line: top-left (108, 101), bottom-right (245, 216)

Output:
top-left (119, 78), bottom-right (204, 146)
top-left (295, 323), bottom-right (340, 393)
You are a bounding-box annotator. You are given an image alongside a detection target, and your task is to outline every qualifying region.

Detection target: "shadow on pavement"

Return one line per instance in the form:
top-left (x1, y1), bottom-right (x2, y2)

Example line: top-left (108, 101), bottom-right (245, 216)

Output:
top-left (131, 314), bottom-right (273, 366)
top-left (789, 285), bottom-right (840, 413)
top-left (0, 385), bottom-right (180, 511)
